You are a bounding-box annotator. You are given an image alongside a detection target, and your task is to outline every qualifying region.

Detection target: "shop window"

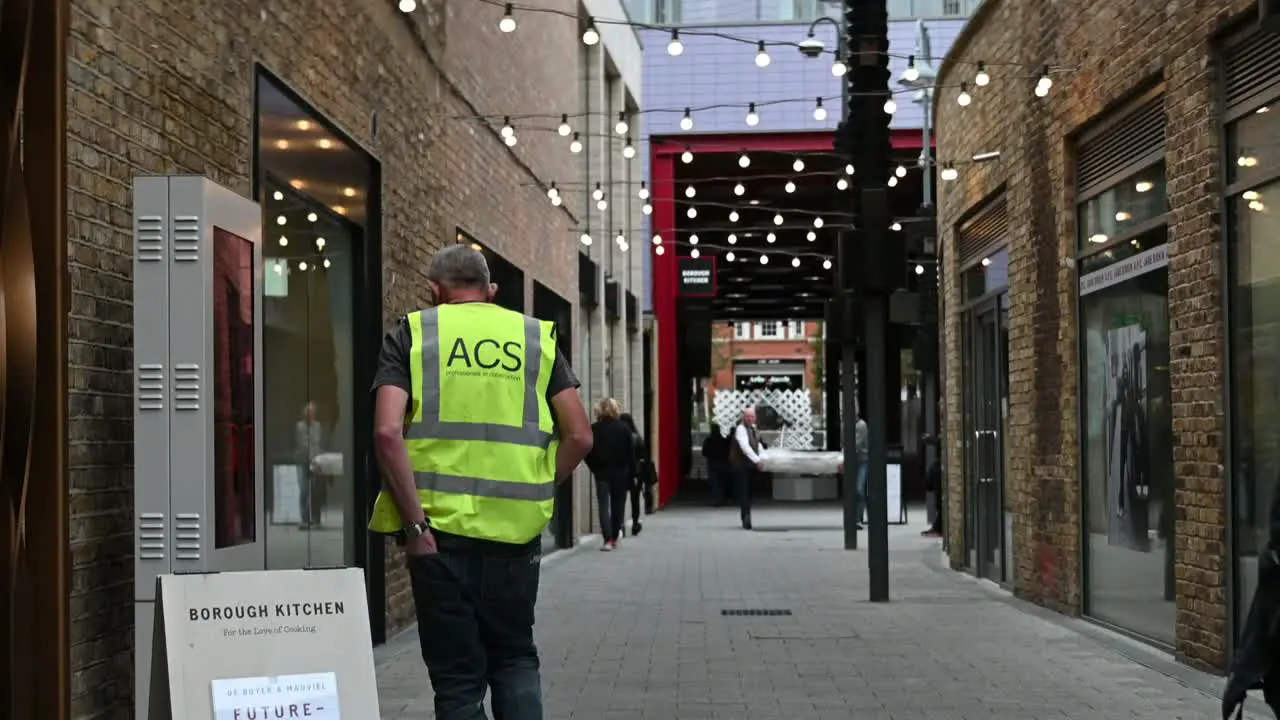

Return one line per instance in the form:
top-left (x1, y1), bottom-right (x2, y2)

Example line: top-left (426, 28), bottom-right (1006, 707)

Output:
top-left (255, 71), bottom-right (376, 572)
top-left (1228, 89), bottom-right (1280, 630)
top-left (1078, 163), bottom-right (1168, 253)
top-left (757, 320), bottom-right (781, 339)
top-left (960, 248), bottom-right (1009, 302)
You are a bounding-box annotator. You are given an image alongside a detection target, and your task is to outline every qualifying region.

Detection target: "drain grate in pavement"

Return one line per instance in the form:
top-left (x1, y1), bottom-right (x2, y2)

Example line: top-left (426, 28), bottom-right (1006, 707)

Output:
top-left (720, 608), bottom-right (793, 617)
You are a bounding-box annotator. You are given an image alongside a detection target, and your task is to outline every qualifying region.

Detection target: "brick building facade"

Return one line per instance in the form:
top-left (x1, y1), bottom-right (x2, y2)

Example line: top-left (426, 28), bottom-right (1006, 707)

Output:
top-left (57, 0), bottom-right (638, 716)
top-left (708, 321), bottom-right (822, 407)
top-left (934, 0), bottom-right (1272, 673)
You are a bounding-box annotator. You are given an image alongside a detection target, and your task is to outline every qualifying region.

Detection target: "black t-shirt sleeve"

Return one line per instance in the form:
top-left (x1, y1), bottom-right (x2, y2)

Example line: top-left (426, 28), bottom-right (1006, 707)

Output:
top-left (371, 316), bottom-right (414, 397)
top-left (544, 348), bottom-right (581, 402)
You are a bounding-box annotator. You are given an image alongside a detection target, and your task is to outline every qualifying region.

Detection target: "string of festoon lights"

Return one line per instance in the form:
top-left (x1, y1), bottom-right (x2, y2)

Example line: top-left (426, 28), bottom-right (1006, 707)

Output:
top-left (397, 0), bottom-right (1066, 103)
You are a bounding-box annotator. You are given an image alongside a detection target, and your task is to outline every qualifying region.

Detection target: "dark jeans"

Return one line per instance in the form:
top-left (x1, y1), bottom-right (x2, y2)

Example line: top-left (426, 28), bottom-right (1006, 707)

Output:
top-left (627, 477), bottom-right (641, 524)
top-left (409, 533), bottom-right (543, 720)
top-left (595, 475), bottom-right (629, 541)
top-left (707, 462), bottom-right (729, 504)
top-left (852, 461), bottom-right (868, 526)
top-left (731, 463), bottom-right (754, 525)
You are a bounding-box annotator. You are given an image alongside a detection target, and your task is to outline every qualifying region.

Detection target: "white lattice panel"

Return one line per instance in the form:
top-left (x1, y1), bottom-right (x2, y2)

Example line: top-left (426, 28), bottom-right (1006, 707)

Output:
top-left (713, 389), bottom-right (814, 449)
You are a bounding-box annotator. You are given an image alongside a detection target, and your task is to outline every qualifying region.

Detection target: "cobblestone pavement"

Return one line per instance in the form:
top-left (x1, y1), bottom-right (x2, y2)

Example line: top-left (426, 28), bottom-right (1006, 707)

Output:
top-left (376, 503), bottom-right (1247, 719)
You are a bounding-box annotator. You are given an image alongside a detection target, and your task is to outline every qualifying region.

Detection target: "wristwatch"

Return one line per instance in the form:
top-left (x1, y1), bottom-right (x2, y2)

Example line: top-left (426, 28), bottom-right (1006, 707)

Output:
top-left (402, 520), bottom-right (431, 538)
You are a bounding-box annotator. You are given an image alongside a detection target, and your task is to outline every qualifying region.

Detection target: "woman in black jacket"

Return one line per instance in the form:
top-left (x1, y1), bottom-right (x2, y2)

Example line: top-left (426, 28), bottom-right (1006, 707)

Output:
top-left (585, 398), bottom-right (635, 551)
top-left (620, 413), bottom-right (649, 536)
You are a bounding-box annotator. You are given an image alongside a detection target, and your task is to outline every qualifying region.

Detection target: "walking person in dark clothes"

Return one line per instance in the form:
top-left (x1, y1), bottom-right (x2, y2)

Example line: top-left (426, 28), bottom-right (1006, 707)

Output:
top-left (619, 412), bottom-right (647, 536)
top-left (702, 422), bottom-right (731, 506)
top-left (585, 398), bottom-right (635, 551)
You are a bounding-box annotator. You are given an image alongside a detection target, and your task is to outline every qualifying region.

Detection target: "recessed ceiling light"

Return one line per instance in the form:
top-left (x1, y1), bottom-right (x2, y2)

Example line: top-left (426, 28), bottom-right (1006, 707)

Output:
top-left (289, 179), bottom-right (305, 189)
top-left (318, 138), bottom-right (334, 150)
top-left (332, 205), bottom-right (348, 215)
top-left (275, 140), bottom-right (289, 150)
top-left (296, 120), bottom-right (313, 130)
top-left (342, 187), bottom-right (357, 197)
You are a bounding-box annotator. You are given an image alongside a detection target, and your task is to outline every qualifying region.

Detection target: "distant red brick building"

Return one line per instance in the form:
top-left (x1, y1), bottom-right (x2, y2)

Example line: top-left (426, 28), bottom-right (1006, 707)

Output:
top-left (708, 320), bottom-right (824, 413)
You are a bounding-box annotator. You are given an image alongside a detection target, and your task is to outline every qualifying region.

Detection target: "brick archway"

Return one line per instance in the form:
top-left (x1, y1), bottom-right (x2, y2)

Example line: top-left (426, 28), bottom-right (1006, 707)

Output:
top-left (1, 0), bottom-right (70, 717)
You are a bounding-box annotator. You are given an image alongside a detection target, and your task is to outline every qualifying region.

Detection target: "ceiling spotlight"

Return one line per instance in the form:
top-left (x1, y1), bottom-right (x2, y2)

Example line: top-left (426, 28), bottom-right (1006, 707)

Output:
top-left (498, 4), bottom-right (516, 32)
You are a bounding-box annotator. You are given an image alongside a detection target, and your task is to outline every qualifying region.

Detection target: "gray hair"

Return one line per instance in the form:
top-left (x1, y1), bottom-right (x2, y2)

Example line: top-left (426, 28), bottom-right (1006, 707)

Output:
top-left (428, 244), bottom-right (491, 288)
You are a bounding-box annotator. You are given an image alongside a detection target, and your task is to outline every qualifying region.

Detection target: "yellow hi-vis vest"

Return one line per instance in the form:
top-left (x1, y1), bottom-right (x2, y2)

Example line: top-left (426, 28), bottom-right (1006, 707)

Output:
top-left (368, 303), bottom-right (559, 544)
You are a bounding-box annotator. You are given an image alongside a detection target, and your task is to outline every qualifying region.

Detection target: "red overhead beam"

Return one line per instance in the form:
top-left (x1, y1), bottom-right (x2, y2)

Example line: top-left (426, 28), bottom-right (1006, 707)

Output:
top-left (652, 129), bottom-right (925, 156)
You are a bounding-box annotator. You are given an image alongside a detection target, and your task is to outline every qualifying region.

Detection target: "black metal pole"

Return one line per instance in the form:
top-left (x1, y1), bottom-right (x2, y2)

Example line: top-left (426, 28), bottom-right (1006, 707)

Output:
top-left (839, 295), bottom-right (859, 550)
top-left (865, 293), bottom-right (890, 600)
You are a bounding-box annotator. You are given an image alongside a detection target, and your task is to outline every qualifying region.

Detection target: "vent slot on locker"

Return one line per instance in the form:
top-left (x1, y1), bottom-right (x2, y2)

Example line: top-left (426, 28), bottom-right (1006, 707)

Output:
top-left (173, 513), bottom-right (202, 561)
top-left (173, 363), bottom-right (200, 410)
top-left (136, 363), bottom-right (165, 411)
top-left (137, 513), bottom-right (167, 561)
top-left (172, 215), bottom-right (200, 262)
top-left (136, 215), bottom-right (165, 262)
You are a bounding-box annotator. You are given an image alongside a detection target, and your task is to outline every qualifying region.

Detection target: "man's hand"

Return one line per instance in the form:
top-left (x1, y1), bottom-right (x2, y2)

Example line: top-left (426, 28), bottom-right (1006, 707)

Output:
top-left (405, 532), bottom-right (438, 558)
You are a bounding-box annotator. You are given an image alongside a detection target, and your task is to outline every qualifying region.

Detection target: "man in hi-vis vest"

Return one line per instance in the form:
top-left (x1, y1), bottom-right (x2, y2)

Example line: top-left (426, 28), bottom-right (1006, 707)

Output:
top-left (369, 244), bottom-right (593, 720)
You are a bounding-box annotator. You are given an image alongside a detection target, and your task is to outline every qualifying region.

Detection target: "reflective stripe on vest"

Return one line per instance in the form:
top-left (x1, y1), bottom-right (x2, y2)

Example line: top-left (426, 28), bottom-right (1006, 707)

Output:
top-left (404, 309), bottom-right (554, 450)
top-left (413, 471), bottom-right (556, 502)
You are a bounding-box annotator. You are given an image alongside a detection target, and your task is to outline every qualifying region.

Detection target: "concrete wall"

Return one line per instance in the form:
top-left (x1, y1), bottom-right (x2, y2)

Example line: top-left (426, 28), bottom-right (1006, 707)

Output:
top-left (934, 0), bottom-right (1255, 672)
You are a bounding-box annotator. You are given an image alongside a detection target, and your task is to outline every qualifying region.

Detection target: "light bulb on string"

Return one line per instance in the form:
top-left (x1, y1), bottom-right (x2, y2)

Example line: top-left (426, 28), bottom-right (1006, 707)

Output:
top-left (681, 147), bottom-right (694, 164)
top-left (500, 116), bottom-right (514, 138)
top-left (398, 0), bottom-right (416, 12)
top-left (680, 108), bottom-right (694, 131)
top-left (504, 134), bottom-right (517, 147)
top-left (792, 257), bottom-right (801, 268)
top-left (836, 177), bottom-right (849, 190)
top-left (597, 199), bottom-right (608, 211)
top-left (1035, 66), bottom-right (1052, 97)
top-left (557, 114), bottom-right (571, 136)
top-left (884, 98), bottom-right (897, 115)
top-left (615, 230), bottom-right (626, 245)
top-left (652, 234), bottom-right (663, 245)
top-left (551, 195), bottom-right (562, 207)
top-left (807, 230), bottom-right (817, 241)
top-left (642, 203), bottom-right (652, 215)
top-left (685, 185), bottom-right (696, 198)
top-left (615, 112), bottom-right (629, 135)
top-left (773, 213), bottom-right (784, 225)
top-left (619, 241), bottom-right (629, 253)
top-left (895, 164), bottom-right (907, 178)
top-left (299, 261), bottom-right (309, 271)
top-left (793, 157), bottom-right (805, 172)
top-left (691, 247), bottom-right (700, 259)
top-left (623, 138), bottom-right (636, 159)
top-left (307, 212), bottom-right (318, 222)
top-left (888, 176), bottom-right (898, 187)
top-left (755, 41), bottom-right (771, 68)
top-left (276, 215), bottom-right (287, 225)
top-left (272, 190), bottom-right (284, 201)
top-left (813, 217), bottom-right (824, 229)
top-left (592, 183), bottom-right (604, 201)
top-left (845, 164), bottom-right (855, 175)
top-left (941, 162), bottom-right (959, 181)
top-left (891, 222), bottom-right (902, 232)
top-left (957, 83), bottom-right (972, 106)
top-left (729, 210), bottom-right (740, 222)
top-left (745, 103), bottom-right (759, 127)
top-left (813, 98), bottom-right (827, 121)
top-left (832, 56), bottom-right (847, 77)
top-left (766, 232), bottom-right (776, 243)
top-left (733, 183), bottom-right (745, 196)
top-left (547, 182), bottom-right (559, 199)
top-left (580, 233), bottom-right (593, 246)
top-left (278, 235), bottom-right (289, 247)
top-left (903, 55), bottom-right (919, 83)
top-left (689, 234), bottom-right (699, 245)
top-left (975, 61), bottom-right (990, 86)
top-left (655, 245), bottom-right (665, 255)
top-left (570, 132), bottom-right (583, 153)
top-left (915, 264), bottom-right (925, 275)
top-left (582, 22), bottom-right (600, 46)
top-left (667, 29), bottom-right (683, 56)
top-left (727, 233), bottom-right (738, 244)
top-left (823, 259), bottom-right (832, 270)
top-left (739, 153), bottom-right (751, 168)
top-left (760, 254), bottom-right (769, 265)
top-left (498, 4), bottom-right (516, 32)
top-left (687, 207), bottom-right (697, 219)
top-left (785, 181), bottom-right (796, 193)
top-left (638, 182), bottom-right (650, 200)
top-left (726, 251), bottom-right (736, 262)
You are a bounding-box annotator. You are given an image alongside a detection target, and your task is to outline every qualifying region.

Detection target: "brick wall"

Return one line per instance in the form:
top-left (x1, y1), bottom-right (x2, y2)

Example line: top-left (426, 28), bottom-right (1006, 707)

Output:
top-left (934, 0), bottom-right (1253, 672)
top-left (66, 0), bottom-right (581, 715)
top-left (708, 322), bottom-right (821, 408)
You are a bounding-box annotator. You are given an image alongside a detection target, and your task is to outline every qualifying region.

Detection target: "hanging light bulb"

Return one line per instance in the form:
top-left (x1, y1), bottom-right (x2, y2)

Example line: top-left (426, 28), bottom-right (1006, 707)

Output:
top-left (739, 153), bottom-right (751, 168)
top-left (895, 164), bottom-right (907, 178)
top-left (745, 103), bottom-right (759, 127)
top-left (652, 234), bottom-right (663, 245)
top-left (680, 108), bottom-right (694, 131)
top-left (298, 260), bottom-right (309, 271)
top-left (845, 164), bottom-right (855, 175)
top-left (582, 22), bottom-right (600, 46)
top-left (398, 0), bottom-right (416, 11)
top-left (727, 233), bottom-right (738, 244)
top-left (619, 240), bottom-right (629, 253)
top-left (726, 251), bottom-right (736, 262)
top-left (687, 207), bottom-right (697, 219)
top-left (832, 56), bottom-right (847, 77)
top-left (785, 181), bottom-right (796, 194)
top-left (689, 234), bottom-right (699, 245)
top-left (836, 177), bottom-right (849, 190)
top-left (623, 137), bottom-right (636, 159)
top-left (1035, 65), bottom-right (1053, 97)
top-left (773, 213), bottom-right (784, 225)
top-left (667, 29), bottom-right (683, 56)
top-left (615, 112), bottom-right (629, 135)
top-left (766, 232), bottom-right (777, 243)
top-left (638, 182), bottom-right (650, 200)
top-left (597, 199), bottom-right (608, 211)
top-left (957, 82), bottom-right (972, 106)
top-left (547, 182), bottom-right (559, 199)
top-left (307, 212), bottom-right (318, 222)
top-left (793, 157), bottom-right (806, 172)
top-left (685, 185), bottom-right (696, 198)
top-left (759, 254), bottom-right (769, 265)
top-left (891, 222), bottom-right (902, 232)
top-left (903, 55), bottom-right (919, 83)
top-left (975, 61), bottom-right (990, 86)
top-left (941, 162), bottom-right (959, 181)
top-left (792, 257), bottom-right (801, 268)
top-left (915, 264), bottom-right (925, 275)
top-left (580, 233), bottom-right (593, 246)
top-left (691, 247), bottom-right (701, 259)
top-left (682, 147), bottom-right (694, 164)
top-left (276, 215), bottom-right (287, 225)
top-left (551, 195), bottom-right (562, 207)
top-left (884, 98), bottom-right (898, 115)
top-left (642, 203), bottom-right (652, 215)
top-left (813, 217), bottom-right (824, 228)
top-left (504, 134), bottom-right (517, 147)
top-left (615, 230), bottom-right (626, 245)
top-left (729, 211), bottom-right (740, 222)
top-left (813, 97), bottom-right (827, 121)
top-left (570, 132), bottom-right (583, 153)
top-left (592, 183), bottom-right (604, 201)
top-left (888, 176), bottom-right (898, 187)
top-left (823, 258), bottom-right (832, 270)
top-left (278, 235), bottom-right (288, 247)
top-left (807, 230), bottom-right (818, 242)
top-left (755, 41), bottom-right (771, 68)
top-left (733, 183), bottom-right (745, 196)
top-left (498, 4), bottom-right (516, 32)
top-left (655, 245), bottom-right (665, 255)
top-left (500, 116), bottom-right (514, 138)
top-left (557, 114), bottom-right (571, 136)
top-left (272, 190), bottom-right (284, 201)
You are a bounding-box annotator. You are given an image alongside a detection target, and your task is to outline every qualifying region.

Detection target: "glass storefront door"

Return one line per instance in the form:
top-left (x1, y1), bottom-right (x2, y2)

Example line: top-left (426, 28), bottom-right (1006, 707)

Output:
top-left (964, 295), bottom-right (1007, 583)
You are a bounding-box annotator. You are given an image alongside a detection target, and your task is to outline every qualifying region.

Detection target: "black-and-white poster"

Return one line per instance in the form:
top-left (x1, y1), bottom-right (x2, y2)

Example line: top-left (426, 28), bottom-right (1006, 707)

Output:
top-left (1104, 323), bottom-right (1151, 551)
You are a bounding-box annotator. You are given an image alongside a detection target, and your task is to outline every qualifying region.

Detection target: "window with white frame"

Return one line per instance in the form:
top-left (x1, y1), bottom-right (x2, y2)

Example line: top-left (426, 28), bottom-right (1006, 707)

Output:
top-left (757, 321), bottom-right (782, 339)
top-left (789, 320), bottom-right (805, 338)
top-left (734, 322), bottom-right (752, 340)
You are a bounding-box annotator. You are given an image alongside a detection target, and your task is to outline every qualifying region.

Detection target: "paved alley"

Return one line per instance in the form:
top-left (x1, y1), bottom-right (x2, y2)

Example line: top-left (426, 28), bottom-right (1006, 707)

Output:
top-left (376, 504), bottom-right (1244, 719)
